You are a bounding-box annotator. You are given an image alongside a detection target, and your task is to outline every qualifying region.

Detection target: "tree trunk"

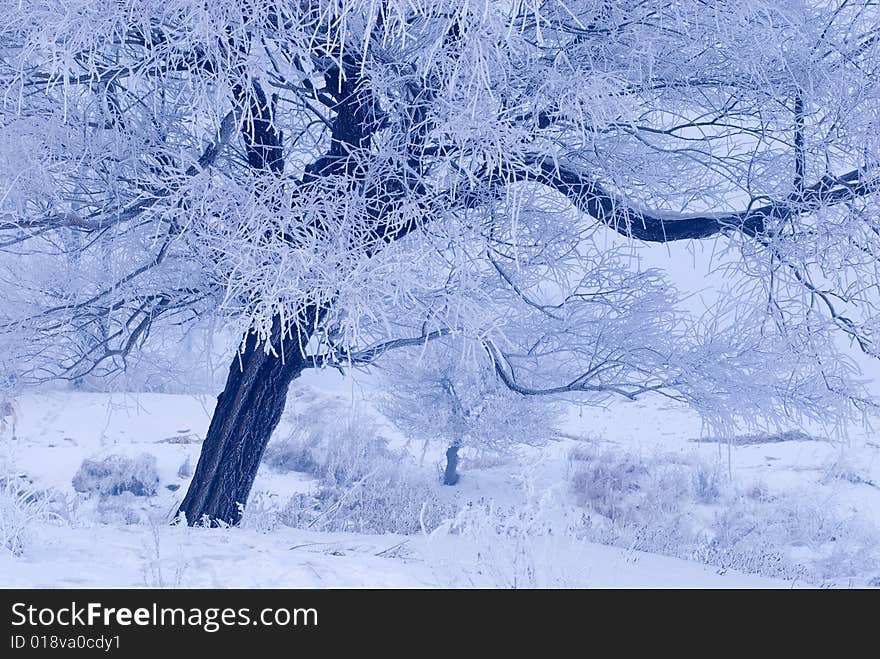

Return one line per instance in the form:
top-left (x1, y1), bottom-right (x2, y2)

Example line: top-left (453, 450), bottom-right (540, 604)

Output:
top-left (178, 310), bottom-right (316, 525)
top-left (177, 73), bottom-right (300, 525)
top-left (177, 48), bottom-right (372, 525)
top-left (443, 440), bottom-right (461, 486)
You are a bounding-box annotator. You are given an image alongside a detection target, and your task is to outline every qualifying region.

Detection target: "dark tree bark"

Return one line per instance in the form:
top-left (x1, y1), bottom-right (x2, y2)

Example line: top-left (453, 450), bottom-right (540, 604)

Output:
top-left (178, 309), bottom-right (318, 525)
top-left (178, 24), bottom-right (455, 524)
top-left (172, 25), bottom-right (878, 525)
top-left (443, 440), bottom-right (461, 486)
top-left (178, 50), bottom-right (382, 525)
top-left (177, 63), bottom-right (298, 525)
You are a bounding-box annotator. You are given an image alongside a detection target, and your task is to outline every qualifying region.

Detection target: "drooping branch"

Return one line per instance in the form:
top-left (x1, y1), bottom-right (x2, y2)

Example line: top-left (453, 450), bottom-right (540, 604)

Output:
top-left (482, 340), bottom-right (672, 401)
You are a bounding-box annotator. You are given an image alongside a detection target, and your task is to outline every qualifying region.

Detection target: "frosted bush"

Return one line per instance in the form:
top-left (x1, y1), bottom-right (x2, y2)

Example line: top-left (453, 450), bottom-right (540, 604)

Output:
top-left (266, 401), bottom-right (395, 485)
top-left (262, 433), bottom-right (319, 476)
top-left (0, 477), bottom-right (44, 555)
top-left (708, 491), bottom-right (877, 584)
top-left (72, 454), bottom-right (159, 498)
top-left (281, 477), bottom-right (454, 536)
top-left (237, 491), bottom-right (283, 533)
top-left (567, 445), bottom-right (880, 584)
top-left (95, 492), bottom-right (146, 526)
top-left (569, 447), bottom-right (722, 523)
top-left (457, 451), bottom-right (513, 471)
top-left (429, 495), bottom-right (592, 588)
top-left (264, 401), bottom-right (457, 534)
top-left (0, 470), bottom-right (67, 556)
top-left (820, 452), bottom-right (877, 487)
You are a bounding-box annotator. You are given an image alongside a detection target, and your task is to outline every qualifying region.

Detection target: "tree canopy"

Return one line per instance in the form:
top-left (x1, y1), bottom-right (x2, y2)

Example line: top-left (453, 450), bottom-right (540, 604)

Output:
top-left (2, 1), bottom-right (880, 521)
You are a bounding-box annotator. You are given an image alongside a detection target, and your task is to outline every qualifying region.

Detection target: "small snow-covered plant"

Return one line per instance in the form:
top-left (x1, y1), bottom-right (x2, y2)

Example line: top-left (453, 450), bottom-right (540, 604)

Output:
top-left (0, 476), bottom-right (47, 556)
top-left (140, 517), bottom-right (188, 588)
top-left (72, 453), bottom-right (160, 498)
top-left (237, 491), bottom-right (283, 533)
top-left (262, 432), bottom-right (319, 476)
top-left (706, 489), bottom-right (878, 584)
top-left (820, 450), bottom-right (876, 487)
top-left (95, 492), bottom-right (146, 526)
top-left (378, 339), bottom-right (560, 485)
top-left (428, 491), bottom-right (591, 588)
top-left (568, 446), bottom-right (723, 524)
top-left (177, 456), bottom-right (193, 479)
top-left (281, 473), bottom-right (455, 536)
top-left (0, 453), bottom-right (67, 556)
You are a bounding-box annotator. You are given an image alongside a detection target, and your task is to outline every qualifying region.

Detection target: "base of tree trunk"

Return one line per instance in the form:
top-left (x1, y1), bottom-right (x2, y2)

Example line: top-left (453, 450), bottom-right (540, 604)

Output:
top-left (178, 312), bottom-right (317, 526)
top-left (443, 442), bottom-right (461, 486)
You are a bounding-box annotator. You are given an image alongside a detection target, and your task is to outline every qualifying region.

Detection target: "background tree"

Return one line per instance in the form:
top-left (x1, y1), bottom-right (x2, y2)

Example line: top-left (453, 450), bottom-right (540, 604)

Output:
top-left (378, 338), bottom-right (560, 485)
top-left (1, 1), bottom-right (878, 524)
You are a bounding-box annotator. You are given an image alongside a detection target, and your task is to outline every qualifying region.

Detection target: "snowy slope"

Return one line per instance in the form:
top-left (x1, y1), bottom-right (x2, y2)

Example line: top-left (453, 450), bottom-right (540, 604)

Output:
top-left (1, 522), bottom-right (788, 589)
top-left (2, 367), bottom-right (878, 588)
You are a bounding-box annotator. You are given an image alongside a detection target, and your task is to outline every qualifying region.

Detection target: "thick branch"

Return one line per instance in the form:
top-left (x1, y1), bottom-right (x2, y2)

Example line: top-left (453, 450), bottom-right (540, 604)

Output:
top-left (516, 157), bottom-right (879, 243)
top-left (483, 341), bottom-right (669, 401)
top-left (303, 328), bottom-right (453, 369)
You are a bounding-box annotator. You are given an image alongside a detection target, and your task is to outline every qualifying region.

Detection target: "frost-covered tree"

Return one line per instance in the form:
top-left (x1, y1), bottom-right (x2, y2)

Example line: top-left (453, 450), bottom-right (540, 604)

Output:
top-left (378, 339), bottom-right (559, 485)
top-left (1, 1), bottom-right (879, 524)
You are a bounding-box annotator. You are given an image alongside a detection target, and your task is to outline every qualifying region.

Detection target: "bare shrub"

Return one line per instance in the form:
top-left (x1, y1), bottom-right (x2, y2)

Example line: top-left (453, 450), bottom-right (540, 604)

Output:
top-left (567, 445), bottom-right (880, 585)
top-left (569, 447), bottom-right (722, 522)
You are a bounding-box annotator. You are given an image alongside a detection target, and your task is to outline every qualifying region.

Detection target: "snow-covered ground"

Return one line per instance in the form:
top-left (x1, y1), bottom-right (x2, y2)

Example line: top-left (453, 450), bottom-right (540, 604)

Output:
top-left (1, 369), bottom-right (879, 588)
